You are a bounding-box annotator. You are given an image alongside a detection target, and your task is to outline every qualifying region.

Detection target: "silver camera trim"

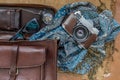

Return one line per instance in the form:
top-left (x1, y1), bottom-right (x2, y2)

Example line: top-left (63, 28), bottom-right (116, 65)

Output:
top-left (74, 11), bottom-right (99, 35)
top-left (62, 11), bottom-right (99, 48)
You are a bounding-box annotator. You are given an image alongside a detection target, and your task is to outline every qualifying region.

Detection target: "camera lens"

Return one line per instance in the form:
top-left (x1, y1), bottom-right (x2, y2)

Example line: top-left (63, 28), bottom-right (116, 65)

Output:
top-left (73, 25), bottom-right (90, 42)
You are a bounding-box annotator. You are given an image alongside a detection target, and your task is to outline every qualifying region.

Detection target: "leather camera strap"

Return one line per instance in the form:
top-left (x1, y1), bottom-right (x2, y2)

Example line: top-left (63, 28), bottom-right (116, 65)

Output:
top-left (9, 45), bottom-right (19, 80)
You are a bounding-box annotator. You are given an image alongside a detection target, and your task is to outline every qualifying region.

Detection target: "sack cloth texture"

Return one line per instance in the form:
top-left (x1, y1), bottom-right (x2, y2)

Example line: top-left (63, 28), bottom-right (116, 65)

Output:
top-left (29, 2), bottom-right (120, 74)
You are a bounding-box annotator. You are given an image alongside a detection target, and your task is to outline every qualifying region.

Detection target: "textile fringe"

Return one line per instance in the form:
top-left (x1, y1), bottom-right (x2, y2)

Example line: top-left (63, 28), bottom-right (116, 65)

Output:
top-left (87, 40), bottom-right (115, 80)
top-left (58, 41), bottom-right (115, 80)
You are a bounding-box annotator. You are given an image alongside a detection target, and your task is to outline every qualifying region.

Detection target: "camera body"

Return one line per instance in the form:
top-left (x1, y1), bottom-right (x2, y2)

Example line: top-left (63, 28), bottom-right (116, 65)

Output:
top-left (62, 11), bottom-right (99, 48)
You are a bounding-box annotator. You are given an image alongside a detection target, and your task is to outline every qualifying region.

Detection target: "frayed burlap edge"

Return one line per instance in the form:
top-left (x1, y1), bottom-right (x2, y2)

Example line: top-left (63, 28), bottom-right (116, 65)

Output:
top-left (86, 40), bottom-right (115, 80)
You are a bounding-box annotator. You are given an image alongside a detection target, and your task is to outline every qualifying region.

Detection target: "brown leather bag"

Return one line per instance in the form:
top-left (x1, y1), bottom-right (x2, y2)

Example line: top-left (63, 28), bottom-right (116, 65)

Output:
top-left (0, 4), bottom-right (57, 80)
top-left (0, 40), bottom-right (58, 80)
top-left (0, 4), bottom-right (56, 40)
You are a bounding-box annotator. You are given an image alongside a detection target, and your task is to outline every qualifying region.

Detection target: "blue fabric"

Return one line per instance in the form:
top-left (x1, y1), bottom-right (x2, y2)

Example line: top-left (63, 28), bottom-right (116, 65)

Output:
top-left (29, 2), bottom-right (120, 74)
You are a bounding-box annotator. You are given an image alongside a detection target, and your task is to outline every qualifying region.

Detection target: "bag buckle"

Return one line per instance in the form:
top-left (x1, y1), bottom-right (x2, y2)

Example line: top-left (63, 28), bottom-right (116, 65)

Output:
top-left (9, 68), bottom-right (19, 76)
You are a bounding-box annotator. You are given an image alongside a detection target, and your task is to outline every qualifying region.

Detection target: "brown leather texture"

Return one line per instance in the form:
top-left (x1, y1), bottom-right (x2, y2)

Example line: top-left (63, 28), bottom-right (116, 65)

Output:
top-left (62, 13), bottom-right (77, 34)
top-left (20, 9), bottom-right (42, 30)
top-left (0, 31), bottom-right (15, 40)
top-left (0, 9), bottom-right (20, 31)
top-left (0, 4), bottom-right (56, 40)
top-left (0, 40), bottom-right (58, 80)
top-left (82, 34), bottom-right (97, 48)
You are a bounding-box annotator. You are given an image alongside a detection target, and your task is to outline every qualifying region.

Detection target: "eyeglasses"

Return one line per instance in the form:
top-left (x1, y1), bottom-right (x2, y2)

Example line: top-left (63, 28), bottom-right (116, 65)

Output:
top-left (9, 18), bottom-right (40, 41)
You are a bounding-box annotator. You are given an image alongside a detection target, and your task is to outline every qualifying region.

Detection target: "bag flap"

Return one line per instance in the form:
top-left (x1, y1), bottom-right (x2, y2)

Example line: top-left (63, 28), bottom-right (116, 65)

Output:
top-left (0, 31), bottom-right (15, 40)
top-left (0, 45), bottom-right (46, 68)
top-left (17, 46), bottom-right (46, 68)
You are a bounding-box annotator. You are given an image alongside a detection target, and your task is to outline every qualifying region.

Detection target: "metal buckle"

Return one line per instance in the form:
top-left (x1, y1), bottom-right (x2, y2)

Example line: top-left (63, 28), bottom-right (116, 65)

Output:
top-left (9, 68), bottom-right (19, 76)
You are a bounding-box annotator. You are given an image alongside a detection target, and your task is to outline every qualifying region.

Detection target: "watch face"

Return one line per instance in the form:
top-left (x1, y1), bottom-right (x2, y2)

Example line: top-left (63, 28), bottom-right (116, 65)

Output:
top-left (42, 12), bottom-right (53, 24)
top-left (73, 25), bottom-right (90, 42)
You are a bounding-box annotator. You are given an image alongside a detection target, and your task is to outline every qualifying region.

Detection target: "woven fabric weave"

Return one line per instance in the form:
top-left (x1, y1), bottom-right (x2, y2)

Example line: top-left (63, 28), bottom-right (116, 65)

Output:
top-left (29, 2), bottom-right (120, 74)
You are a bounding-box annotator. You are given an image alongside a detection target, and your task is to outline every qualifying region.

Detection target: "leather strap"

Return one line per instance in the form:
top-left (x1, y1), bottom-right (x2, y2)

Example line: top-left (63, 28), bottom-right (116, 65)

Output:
top-left (9, 45), bottom-right (19, 80)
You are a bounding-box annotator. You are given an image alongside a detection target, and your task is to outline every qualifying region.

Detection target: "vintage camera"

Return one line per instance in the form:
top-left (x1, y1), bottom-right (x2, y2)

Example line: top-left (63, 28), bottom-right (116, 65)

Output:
top-left (62, 11), bottom-right (99, 48)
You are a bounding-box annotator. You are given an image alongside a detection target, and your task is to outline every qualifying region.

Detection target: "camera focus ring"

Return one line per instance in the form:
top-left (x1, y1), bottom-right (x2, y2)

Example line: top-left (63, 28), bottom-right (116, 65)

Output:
top-left (73, 25), bottom-right (90, 42)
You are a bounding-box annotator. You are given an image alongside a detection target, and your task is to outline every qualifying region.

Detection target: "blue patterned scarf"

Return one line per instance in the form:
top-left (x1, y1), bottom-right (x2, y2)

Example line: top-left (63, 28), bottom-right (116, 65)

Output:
top-left (29, 2), bottom-right (120, 74)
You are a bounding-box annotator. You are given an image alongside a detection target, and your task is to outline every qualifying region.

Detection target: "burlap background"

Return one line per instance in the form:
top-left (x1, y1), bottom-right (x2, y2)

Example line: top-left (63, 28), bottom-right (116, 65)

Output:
top-left (0, 0), bottom-right (120, 80)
